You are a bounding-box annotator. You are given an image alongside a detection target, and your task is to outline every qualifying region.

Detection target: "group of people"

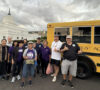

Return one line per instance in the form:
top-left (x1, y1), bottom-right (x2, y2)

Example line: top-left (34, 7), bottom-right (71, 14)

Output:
top-left (51, 35), bottom-right (82, 88)
top-left (0, 35), bottom-right (82, 88)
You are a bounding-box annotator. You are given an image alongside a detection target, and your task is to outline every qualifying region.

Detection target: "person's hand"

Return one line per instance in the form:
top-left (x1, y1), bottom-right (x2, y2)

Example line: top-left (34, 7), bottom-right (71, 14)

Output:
top-left (25, 56), bottom-right (28, 60)
top-left (12, 59), bottom-right (14, 64)
top-left (54, 48), bottom-right (58, 52)
top-left (49, 58), bottom-right (51, 63)
top-left (64, 46), bottom-right (68, 51)
top-left (78, 50), bottom-right (82, 54)
top-left (35, 61), bottom-right (38, 67)
top-left (8, 60), bottom-right (9, 63)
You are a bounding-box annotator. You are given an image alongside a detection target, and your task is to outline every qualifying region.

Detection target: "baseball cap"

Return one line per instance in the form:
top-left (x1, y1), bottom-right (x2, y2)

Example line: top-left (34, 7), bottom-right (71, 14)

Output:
top-left (28, 41), bottom-right (33, 44)
top-left (54, 34), bottom-right (59, 37)
top-left (66, 35), bottom-right (72, 39)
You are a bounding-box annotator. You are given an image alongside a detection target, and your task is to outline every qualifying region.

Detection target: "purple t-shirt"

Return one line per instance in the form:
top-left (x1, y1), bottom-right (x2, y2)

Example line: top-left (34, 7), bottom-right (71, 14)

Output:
top-left (26, 49), bottom-right (35, 60)
top-left (17, 47), bottom-right (23, 62)
top-left (40, 46), bottom-right (51, 61)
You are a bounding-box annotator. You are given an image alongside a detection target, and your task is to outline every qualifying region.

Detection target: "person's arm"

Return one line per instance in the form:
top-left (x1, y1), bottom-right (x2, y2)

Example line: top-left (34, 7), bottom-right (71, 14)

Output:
top-left (54, 42), bottom-right (63, 52)
top-left (54, 48), bottom-right (60, 52)
top-left (12, 48), bottom-right (15, 64)
top-left (23, 49), bottom-right (28, 60)
top-left (61, 46), bottom-right (69, 52)
top-left (12, 47), bottom-right (19, 64)
top-left (35, 55), bottom-right (37, 61)
top-left (34, 50), bottom-right (37, 61)
top-left (49, 55), bottom-right (51, 63)
top-left (78, 50), bottom-right (82, 54)
top-left (39, 47), bottom-right (42, 56)
top-left (8, 47), bottom-right (11, 63)
top-left (76, 44), bottom-right (82, 54)
top-left (8, 53), bottom-right (10, 63)
top-left (48, 48), bottom-right (51, 63)
top-left (60, 43), bottom-right (68, 53)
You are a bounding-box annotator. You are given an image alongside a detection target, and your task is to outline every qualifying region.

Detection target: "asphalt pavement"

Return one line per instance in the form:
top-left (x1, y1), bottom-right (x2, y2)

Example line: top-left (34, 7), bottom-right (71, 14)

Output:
top-left (0, 73), bottom-right (100, 90)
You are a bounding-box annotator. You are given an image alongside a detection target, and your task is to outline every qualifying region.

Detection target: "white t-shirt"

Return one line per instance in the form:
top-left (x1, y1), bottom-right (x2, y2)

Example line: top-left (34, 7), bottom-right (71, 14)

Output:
top-left (7, 42), bottom-right (12, 47)
top-left (51, 40), bottom-right (62, 61)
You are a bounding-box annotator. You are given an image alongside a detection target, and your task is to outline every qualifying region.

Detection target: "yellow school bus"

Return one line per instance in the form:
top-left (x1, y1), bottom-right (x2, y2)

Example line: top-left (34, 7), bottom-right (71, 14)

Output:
top-left (47, 20), bottom-right (100, 79)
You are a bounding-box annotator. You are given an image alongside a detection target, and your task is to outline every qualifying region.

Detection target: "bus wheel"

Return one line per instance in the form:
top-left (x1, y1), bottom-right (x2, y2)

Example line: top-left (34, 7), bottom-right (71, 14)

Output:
top-left (77, 61), bottom-right (92, 79)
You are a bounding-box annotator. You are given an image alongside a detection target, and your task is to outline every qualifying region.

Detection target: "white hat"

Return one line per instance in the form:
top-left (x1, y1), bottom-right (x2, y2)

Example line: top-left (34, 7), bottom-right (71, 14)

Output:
top-left (28, 41), bottom-right (33, 44)
top-left (66, 35), bottom-right (72, 39)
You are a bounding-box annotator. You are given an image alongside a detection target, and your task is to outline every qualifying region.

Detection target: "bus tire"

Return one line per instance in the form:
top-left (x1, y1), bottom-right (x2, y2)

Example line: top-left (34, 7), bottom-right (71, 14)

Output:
top-left (77, 61), bottom-right (92, 79)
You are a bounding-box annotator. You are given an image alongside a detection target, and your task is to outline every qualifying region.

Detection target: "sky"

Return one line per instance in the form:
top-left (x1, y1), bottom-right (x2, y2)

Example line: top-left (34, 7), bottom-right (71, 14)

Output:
top-left (0, 0), bottom-right (100, 31)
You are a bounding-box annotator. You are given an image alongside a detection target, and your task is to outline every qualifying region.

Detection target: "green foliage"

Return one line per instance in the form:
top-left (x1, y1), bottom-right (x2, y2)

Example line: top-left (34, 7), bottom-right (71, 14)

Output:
top-left (28, 36), bottom-right (47, 43)
top-left (41, 36), bottom-right (47, 42)
top-left (29, 40), bottom-right (37, 43)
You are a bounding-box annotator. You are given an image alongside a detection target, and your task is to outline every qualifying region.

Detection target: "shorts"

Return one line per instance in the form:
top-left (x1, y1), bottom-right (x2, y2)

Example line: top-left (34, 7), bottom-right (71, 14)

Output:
top-left (22, 61), bottom-right (35, 78)
top-left (51, 59), bottom-right (61, 66)
top-left (61, 59), bottom-right (77, 77)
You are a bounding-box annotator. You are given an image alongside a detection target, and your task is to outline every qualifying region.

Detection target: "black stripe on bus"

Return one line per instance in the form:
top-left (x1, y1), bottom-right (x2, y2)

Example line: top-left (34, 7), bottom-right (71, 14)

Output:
top-left (82, 52), bottom-right (100, 56)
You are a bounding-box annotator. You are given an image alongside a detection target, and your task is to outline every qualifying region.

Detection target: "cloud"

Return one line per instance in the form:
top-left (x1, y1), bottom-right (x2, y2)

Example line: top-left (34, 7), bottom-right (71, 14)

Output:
top-left (0, 0), bottom-right (100, 31)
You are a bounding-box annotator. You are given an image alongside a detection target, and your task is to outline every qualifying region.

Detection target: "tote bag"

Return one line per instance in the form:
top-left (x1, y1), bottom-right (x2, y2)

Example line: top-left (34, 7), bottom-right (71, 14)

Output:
top-left (46, 63), bottom-right (53, 75)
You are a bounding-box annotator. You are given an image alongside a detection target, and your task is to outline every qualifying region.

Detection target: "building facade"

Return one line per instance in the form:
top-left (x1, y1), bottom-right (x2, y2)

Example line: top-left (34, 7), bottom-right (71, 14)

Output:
top-left (0, 9), bottom-right (40, 42)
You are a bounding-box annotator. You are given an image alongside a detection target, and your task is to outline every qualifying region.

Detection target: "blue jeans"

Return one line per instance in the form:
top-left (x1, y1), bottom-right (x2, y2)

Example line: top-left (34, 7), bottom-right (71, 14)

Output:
top-left (22, 61), bottom-right (35, 78)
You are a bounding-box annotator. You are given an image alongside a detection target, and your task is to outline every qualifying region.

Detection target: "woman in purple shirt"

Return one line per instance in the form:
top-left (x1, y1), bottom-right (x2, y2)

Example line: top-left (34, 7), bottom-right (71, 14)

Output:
top-left (8, 40), bottom-right (18, 62)
top-left (11, 41), bottom-right (25, 83)
top-left (40, 40), bottom-right (51, 78)
top-left (7, 40), bottom-right (18, 80)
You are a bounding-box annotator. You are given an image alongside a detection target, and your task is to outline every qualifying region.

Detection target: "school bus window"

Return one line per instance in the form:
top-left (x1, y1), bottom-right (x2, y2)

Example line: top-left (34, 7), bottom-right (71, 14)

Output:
top-left (72, 27), bottom-right (91, 43)
top-left (55, 27), bottom-right (70, 42)
top-left (94, 26), bottom-right (100, 44)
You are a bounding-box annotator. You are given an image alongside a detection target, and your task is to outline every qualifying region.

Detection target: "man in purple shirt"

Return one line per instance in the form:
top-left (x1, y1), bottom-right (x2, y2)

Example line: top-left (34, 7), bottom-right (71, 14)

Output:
top-left (40, 40), bottom-right (51, 78)
top-left (36, 37), bottom-right (43, 74)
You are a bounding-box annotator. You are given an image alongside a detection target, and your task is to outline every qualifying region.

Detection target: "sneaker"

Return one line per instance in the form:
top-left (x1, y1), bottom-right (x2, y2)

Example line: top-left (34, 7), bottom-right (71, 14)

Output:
top-left (52, 76), bottom-right (56, 82)
top-left (17, 75), bottom-right (21, 80)
top-left (61, 80), bottom-right (66, 86)
top-left (11, 77), bottom-right (16, 83)
top-left (51, 74), bottom-right (54, 77)
top-left (68, 80), bottom-right (74, 88)
top-left (29, 80), bottom-right (32, 85)
top-left (21, 82), bottom-right (25, 87)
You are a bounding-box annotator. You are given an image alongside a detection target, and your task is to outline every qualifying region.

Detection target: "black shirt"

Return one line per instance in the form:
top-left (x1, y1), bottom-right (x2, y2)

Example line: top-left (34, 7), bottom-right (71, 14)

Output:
top-left (2, 47), bottom-right (5, 61)
top-left (2, 46), bottom-right (9, 61)
top-left (24, 43), bottom-right (28, 49)
top-left (61, 42), bottom-right (80, 61)
top-left (36, 43), bottom-right (43, 55)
